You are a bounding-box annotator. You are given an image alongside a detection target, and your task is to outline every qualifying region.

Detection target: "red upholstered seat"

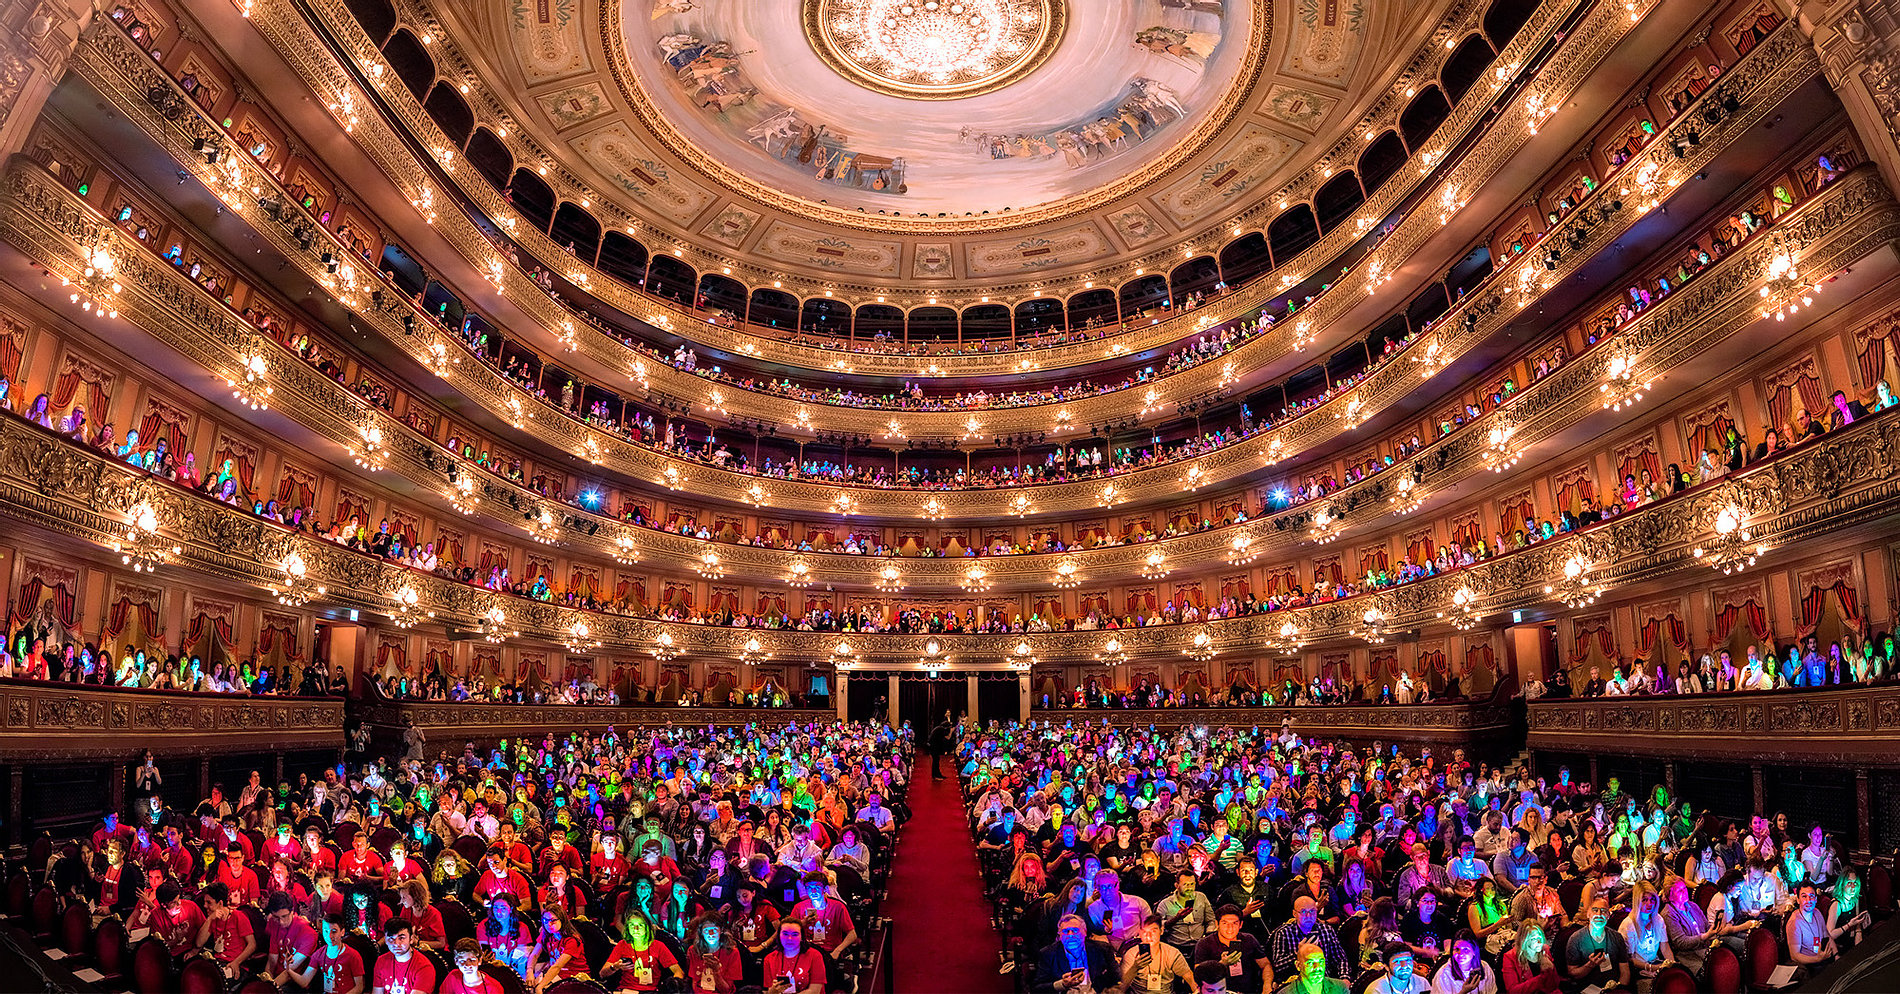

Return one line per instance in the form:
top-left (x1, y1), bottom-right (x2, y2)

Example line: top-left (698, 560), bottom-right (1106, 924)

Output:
top-left (29, 885), bottom-right (60, 939)
top-left (1742, 923), bottom-right (1780, 988)
top-left (94, 915), bottom-right (130, 980)
top-left (1868, 863), bottom-right (1894, 914)
top-left (59, 901), bottom-right (91, 954)
top-left (130, 937), bottom-right (174, 994)
top-left (1653, 964), bottom-right (1697, 994)
top-left (179, 956), bottom-right (225, 994)
top-left (1705, 945), bottom-right (1744, 994)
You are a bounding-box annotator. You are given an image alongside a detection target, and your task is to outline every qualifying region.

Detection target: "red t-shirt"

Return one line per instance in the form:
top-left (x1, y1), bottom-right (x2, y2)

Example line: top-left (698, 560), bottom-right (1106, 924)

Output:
top-left (372, 951), bottom-right (437, 994)
top-left (217, 863), bottom-right (261, 905)
top-left (338, 849), bottom-right (385, 882)
top-left (592, 851), bottom-right (630, 891)
top-left (308, 944), bottom-right (365, 994)
top-left (543, 933), bottom-right (587, 978)
top-left (157, 900), bottom-right (205, 956)
top-left (762, 946), bottom-right (827, 992)
top-left (268, 916), bottom-right (319, 976)
top-left (208, 910), bottom-right (254, 966)
top-left (384, 857), bottom-right (425, 886)
top-left (790, 899), bottom-right (855, 953)
top-left (608, 940), bottom-right (679, 991)
top-left (733, 904), bottom-right (782, 947)
top-left (440, 970), bottom-right (504, 994)
top-left (687, 945), bottom-right (742, 994)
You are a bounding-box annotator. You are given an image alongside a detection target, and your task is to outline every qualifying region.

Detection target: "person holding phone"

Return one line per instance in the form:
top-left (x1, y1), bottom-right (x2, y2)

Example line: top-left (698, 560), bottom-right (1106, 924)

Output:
top-left (760, 918), bottom-right (826, 994)
top-left (604, 912), bottom-right (683, 992)
top-left (1036, 914), bottom-right (1117, 993)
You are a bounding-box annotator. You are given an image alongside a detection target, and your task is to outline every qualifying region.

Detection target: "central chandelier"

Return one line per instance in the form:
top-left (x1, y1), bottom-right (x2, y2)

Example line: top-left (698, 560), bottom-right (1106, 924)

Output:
top-left (1390, 475), bottom-right (1423, 514)
top-left (478, 604), bottom-right (516, 644)
top-left (1482, 423), bottom-right (1521, 473)
top-left (743, 483), bottom-right (771, 507)
top-left (874, 558), bottom-right (904, 592)
top-left (1413, 337), bottom-right (1447, 379)
top-left (1004, 493), bottom-right (1035, 517)
top-left (274, 550), bottom-right (324, 607)
top-left (961, 561), bottom-right (991, 592)
top-left (651, 630), bottom-right (680, 661)
top-left (1352, 605), bottom-right (1390, 645)
top-left (350, 423), bottom-right (386, 471)
top-left (740, 636), bottom-right (770, 665)
top-left (808, 0), bottom-right (1064, 99)
top-left (831, 639), bottom-right (860, 668)
top-left (612, 531), bottom-right (640, 565)
top-left (831, 492), bottom-right (860, 516)
top-left (920, 497), bottom-right (946, 520)
top-left (1183, 628), bottom-right (1217, 662)
top-left (1599, 354), bottom-right (1652, 411)
top-left (1008, 640), bottom-right (1037, 672)
top-left (447, 473), bottom-right (480, 515)
top-left (1694, 503), bottom-right (1769, 574)
top-left (786, 556), bottom-right (814, 587)
top-left (1260, 437), bottom-right (1285, 464)
top-left (1096, 482), bottom-right (1125, 507)
top-left (1758, 233), bottom-right (1819, 321)
top-left (694, 549), bottom-right (724, 578)
top-left (113, 502), bottom-right (180, 574)
top-left (64, 240), bottom-right (121, 320)
top-left (1050, 557), bottom-right (1081, 589)
top-left (561, 618), bottom-right (600, 653)
top-left (227, 353), bottom-right (273, 410)
top-left (658, 466), bottom-right (687, 490)
top-left (918, 638), bottom-right (949, 667)
top-left (1544, 554), bottom-right (1602, 608)
top-left (1226, 532), bottom-right (1258, 565)
top-left (1096, 637), bottom-right (1127, 665)
top-left (1437, 585), bottom-right (1482, 630)
top-left (1139, 548), bottom-right (1168, 579)
top-left (526, 506), bottom-right (561, 544)
top-left (1268, 618), bottom-right (1305, 655)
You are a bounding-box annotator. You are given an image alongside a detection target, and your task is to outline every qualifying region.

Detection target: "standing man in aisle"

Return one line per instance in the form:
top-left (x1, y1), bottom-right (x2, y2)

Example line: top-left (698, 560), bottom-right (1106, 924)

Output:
top-left (929, 710), bottom-right (954, 780)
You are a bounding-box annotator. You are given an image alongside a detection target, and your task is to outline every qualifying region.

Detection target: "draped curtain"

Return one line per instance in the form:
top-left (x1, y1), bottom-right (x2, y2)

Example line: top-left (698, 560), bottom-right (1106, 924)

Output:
top-left (1766, 374), bottom-right (1824, 434)
top-left (137, 407), bottom-right (189, 457)
top-left (1556, 478), bottom-right (1596, 515)
top-left (276, 473), bottom-right (315, 514)
top-left (1407, 534), bottom-right (1435, 564)
top-left (1639, 615), bottom-right (1689, 657)
top-left (757, 593), bottom-right (786, 617)
top-left (210, 445), bottom-right (256, 496)
top-left (1715, 601), bottom-right (1770, 641)
top-left (1617, 450), bottom-right (1663, 487)
top-left (10, 576), bottom-right (77, 628)
top-left (183, 613), bottom-right (234, 664)
top-left (376, 639), bottom-right (409, 678)
top-left (51, 365), bottom-right (109, 421)
top-left (1687, 415), bottom-right (1736, 463)
top-left (105, 596), bottom-right (163, 651)
top-left (1360, 548), bottom-right (1390, 576)
top-left (1856, 328), bottom-right (1900, 389)
top-left (1800, 581), bottom-right (1862, 632)
top-left (569, 568), bottom-right (601, 599)
top-left (0, 324), bottom-right (23, 383)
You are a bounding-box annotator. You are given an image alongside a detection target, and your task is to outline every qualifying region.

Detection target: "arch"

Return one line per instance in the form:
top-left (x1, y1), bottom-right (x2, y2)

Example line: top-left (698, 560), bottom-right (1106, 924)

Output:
top-left (747, 287), bottom-right (799, 329)
top-left (1483, 0), bottom-right (1539, 48)
top-left (466, 127), bottom-right (513, 189)
top-left (381, 29), bottom-right (435, 102)
top-left (422, 83), bottom-right (473, 147)
top-left (1313, 171), bottom-right (1365, 233)
top-left (550, 202), bottom-right (602, 262)
top-left (1441, 34), bottom-right (1497, 105)
top-left (1066, 288), bottom-right (1117, 329)
top-left (645, 255), bottom-right (697, 305)
top-left (1359, 131), bottom-right (1408, 196)
top-left (507, 168), bottom-right (556, 234)
top-left (341, 0), bottom-right (396, 44)
top-left (1219, 232), bottom-right (1272, 285)
top-left (855, 303), bottom-right (904, 341)
top-left (1267, 203), bottom-right (1320, 263)
top-left (696, 273), bottom-right (747, 315)
top-left (1012, 297), bottom-right (1064, 335)
top-left (799, 297), bottom-right (851, 336)
top-left (907, 305), bottom-right (957, 344)
top-left (1118, 274), bottom-right (1171, 317)
top-left (960, 303), bottom-right (1011, 340)
top-left (598, 230), bottom-right (649, 286)
top-left (1400, 85), bottom-right (1453, 151)
top-left (1169, 256), bottom-right (1222, 298)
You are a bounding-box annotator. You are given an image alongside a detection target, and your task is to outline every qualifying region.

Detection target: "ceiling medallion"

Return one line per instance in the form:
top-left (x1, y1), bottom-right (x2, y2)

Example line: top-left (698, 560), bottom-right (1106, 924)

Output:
top-left (805, 0), bottom-right (1066, 100)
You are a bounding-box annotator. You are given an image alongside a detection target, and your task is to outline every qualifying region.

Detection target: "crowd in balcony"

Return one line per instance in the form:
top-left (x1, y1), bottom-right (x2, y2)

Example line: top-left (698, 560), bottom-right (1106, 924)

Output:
top-left (1033, 670), bottom-right (1498, 710)
top-left (962, 717), bottom-right (1871, 994)
top-left (57, 716), bottom-right (909, 992)
top-left (1525, 631), bottom-right (1899, 701)
top-left (0, 622), bottom-right (350, 696)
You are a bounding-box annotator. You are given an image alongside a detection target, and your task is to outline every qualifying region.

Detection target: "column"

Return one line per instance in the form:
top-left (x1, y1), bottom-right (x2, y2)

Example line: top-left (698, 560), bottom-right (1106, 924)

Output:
top-left (0, 2), bottom-right (93, 161)
top-left (1805, 0), bottom-right (1900, 194)
top-left (1856, 769), bottom-right (1873, 859)
top-left (966, 673), bottom-right (978, 724)
top-left (887, 673), bottom-right (899, 730)
top-left (1751, 764), bottom-right (1767, 816)
top-left (1018, 672), bottom-right (1031, 724)
top-left (835, 670), bottom-right (849, 721)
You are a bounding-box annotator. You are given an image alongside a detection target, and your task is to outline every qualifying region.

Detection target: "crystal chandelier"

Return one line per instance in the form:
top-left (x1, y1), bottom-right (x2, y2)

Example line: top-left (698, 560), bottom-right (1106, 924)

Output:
top-left (920, 497), bottom-right (946, 520)
top-left (581, 437), bottom-right (604, 464)
top-left (651, 630), bottom-right (680, 661)
top-left (1599, 354), bottom-right (1651, 411)
top-left (962, 416), bottom-right (983, 439)
top-left (883, 418), bottom-right (906, 440)
top-left (1050, 557), bottom-right (1081, 589)
top-left (786, 556), bottom-right (814, 587)
top-left (1389, 475), bottom-right (1423, 514)
top-left (1226, 533), bottom-right (1259, 565)
top-left (1414, 338), bottom-right (1447, 379)
top-left (274, 550), bottom-right (325, 607)
top-left (1097, 482), bottom-right (1124, 507)
top-left (1694, 504), bottom-right (1769, 574)
top-left (694, 549), bottom-right (724, 578)
top-left (1758, 233), bottom-right (1819, 321)
top-left (740, 636), bottom-right (770, 665)
top-left (961, 561), bottom-right (991, 592)
top-left (526, 505), bottom-right (561, 544)
top-left (918, 638), bottom-right (949, 668)
top-left (1096, 637), bottom-right (1127, 665)
top-left (658, 466), bottom-right (687, 490)
top-left (63, 240), bottom-right (121, 321)
top-left (1260, 437), bottom-right (1285, 464)
top-left (1007, 640), bottom-right (1037, 671)
top-left (1183, 628), bottom-right (1217, 662)
top-left (831, 492), bottom-right (860, 516)
top-left (1481, 423), bottom-right (1521, 473)
top-left (815, 0), bottom-right (1055, 98)
top-left (422, 338), bottom-right (459, 375)
top-left (1338, 395), bottom-right (1365, 431)
top-left (1139, 548), bottom-right (1168, 579)
top-left (1181, 465), bottom-right (1205, 491)
top-left (1352, 605), bottom-right (1390, 645)
top-left (561, 617), bottom-right (600, 653)
top-left (389, 585), bottom-right (432, 628)
top-left (874, 558), bottom-right (904, 592)
top-left (831, 639), bottom-right (860, 668)
top-left (447, 473), bottom-right (480, 515)
top-left (743, 483), bottom-right (771, 507)
top-left (113, 502), bottom-right (180, 574)
top-left (611, 531), bottom-right (640, 565)
top-left (350, 423), bottom-right (386, 471)
top-left (1544, 554), bottom-right (1601, 608)
top-left (1437, 585), bottom-right (1481, 630)
top-left (1268, 618), bottom-right (1305, 655)
top-left (1309, 507), bottom-right (1343, 544)
top-left (504, 395), bottom-right (528, 428)
top-left (227, 353), bottom-right (273, 410)
top-left (478, 604), bottom-right (516, 644)
top-left (1004, 493), bottom-right (1034, 517)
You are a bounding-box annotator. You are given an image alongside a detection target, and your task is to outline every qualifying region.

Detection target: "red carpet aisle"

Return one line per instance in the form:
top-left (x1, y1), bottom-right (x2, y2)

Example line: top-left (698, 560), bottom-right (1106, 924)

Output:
top-left (883, 759), bottom-right (1012, 993)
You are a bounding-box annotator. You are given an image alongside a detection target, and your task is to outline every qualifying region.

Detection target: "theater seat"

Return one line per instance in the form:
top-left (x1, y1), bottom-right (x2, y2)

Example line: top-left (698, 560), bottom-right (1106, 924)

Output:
top-left (482, 961), bottom-right (530, 994)
top-left (3, 871), bottom-right (26, 920)
top-left (130, 937), bottom-right (174, 994)
top-left (1705, 945), bottom-right (1744, 994)
top-left (59, 902), bottom-right (90, 955)
top-left (28, 885), bottom-right (59, 941)
top-left (1742, 923), bottom-right (1779, 988)
top-left (547, 980), bottom-right (609, 994)
top-left (179, 956), bottom-right (225, 994)
top-left (1652, 964), bottom-right (1697, 994)
top-left (94, 915), bottom-right (130, 982)
top-left (440, 897), bottom-right (476, 946)
top-left (1868, 864), bottom-right (1894, 915)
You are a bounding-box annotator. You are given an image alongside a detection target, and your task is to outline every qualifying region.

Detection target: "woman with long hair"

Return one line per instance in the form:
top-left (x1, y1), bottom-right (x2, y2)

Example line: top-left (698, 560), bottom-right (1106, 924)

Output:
top-left (527, 904), bottom-right (585, 991)
top-left (1501, 924), bottom-right (1559, 994)
top-left (684, 913), bottom-right (742, 994)
top-left (478, 892), bottom-right (534, 978)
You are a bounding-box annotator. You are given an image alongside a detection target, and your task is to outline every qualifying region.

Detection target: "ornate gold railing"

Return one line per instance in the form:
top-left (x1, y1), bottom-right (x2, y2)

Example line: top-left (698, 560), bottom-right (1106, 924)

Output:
top-left (0, 680), bottom-right (344, 760)
top-left (1031, 694), bottom-right (1517, 749)
top-left (1527, 686), bottom-right (1900, 765)
top-left (352, 695), bottom-right (838, 747)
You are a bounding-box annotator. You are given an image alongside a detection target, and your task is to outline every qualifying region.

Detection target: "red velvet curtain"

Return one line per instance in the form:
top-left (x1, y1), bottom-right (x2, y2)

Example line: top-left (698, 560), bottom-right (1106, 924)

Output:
top-left (1556, 478), bottom-right (1596, 515)
top-left (1639, 615), bottom-right (1687, 656)
top-left (136, 408), bottom-right (188, 457)
top-left (257, 620), bottom-right (302, 660)
top-left (1688, 416), bottom-right (1736, 463)
top-left (51, 367), bottom-right (108, 422)
top-left (1407, 534), bottom-right (1435, 564)
top-left (757, 593), bottom-right (786, 617)
top-left (570, 568), bottom-right (601, 599)
top-left (210, 445), bottom-right (255, 494)
top-left (1715, 601), bottom-right (1769, 640)
top-left (1466, 643), bottom-right (1495, 672)
top-left (0, 326), bottom-right (22, 383)
top-left (1767, 375), bottom-right (1824, 433)
top-left (10, 577), bottom-right (77, 628)
top-left (1453, 519), bottom-right (1482, 547)
top-left (276, 473), bottom-right (315, 513)
top-left (1499, 498), bottom-right (1536, 537)
top-left (1617, 451), bottom-right (1663, 488)
top-left (1360, 548), bottom-right (1390, 575)
top-left (1857, 332), bottom-right (1898, 389)
top-left (376, 639), bottom-right (408, 675)
top-left (1800, 581), bottom-right (1862, 631)
top-left (104, 596), bottom-right (161, 647)
top-left (184, 613), bottom-right (234, 661)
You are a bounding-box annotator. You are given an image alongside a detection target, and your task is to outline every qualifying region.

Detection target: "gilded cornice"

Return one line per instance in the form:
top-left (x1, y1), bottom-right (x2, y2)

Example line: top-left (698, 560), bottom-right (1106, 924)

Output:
top-left (261, 0), bottom-right (1587, 363)
top-left (1527, 685), bottom-right (1900, 765)
top-left (64, 16), bottom-right (1816, 521)
top-left (0, 681), bottom-right (345, 760)
top-left (0, 313), bottom-right (1895, 664)
top-left (4, 132), bottom-right (1882, 599)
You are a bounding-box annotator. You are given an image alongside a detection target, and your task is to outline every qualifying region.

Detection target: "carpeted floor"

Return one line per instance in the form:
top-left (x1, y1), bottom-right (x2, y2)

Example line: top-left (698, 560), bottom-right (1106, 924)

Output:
top-left (884, 757), bottom-right (1012, 994)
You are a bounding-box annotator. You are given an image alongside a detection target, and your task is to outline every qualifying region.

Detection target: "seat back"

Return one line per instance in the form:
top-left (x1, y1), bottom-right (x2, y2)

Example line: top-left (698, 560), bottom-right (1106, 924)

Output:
top-left (440, 897), bottom-right (476, 946)
top-left (1704, 944), bottom-right (1744, 994)
top-left (1694, 882), bottom-right (1719, 909)
top-left (94, 915), bottom-right (130, 978)
top-left (547, 981), bottom-right (609, 994)
top-left (4, 870), bottom-right (27, 918)
top-left (29, 885), bottom-right (60, 938)
top-left (130, 936), bottom-right (175, 994)
top-left (1652, 964), bottom-right (1697, 994)
top-left (1868, 863), bottom-right (1894, 914)
top-left (179, 956), bottom-right (225, 994)
top-left (575, 916), bottom-right (614, 974)
top-left (482, 961), bottom-right (530, 994)
top-left (452, 835), bottom-right (489, 866)
top-left (59, 901), bottom-right (91, 954)
top-left (1743, 923), bottom-right (1779, 987)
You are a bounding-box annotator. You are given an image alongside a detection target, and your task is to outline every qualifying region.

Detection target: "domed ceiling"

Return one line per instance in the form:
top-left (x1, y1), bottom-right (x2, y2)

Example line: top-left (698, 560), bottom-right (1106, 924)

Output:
top-left (458, 0), bottom-right (1425, 287)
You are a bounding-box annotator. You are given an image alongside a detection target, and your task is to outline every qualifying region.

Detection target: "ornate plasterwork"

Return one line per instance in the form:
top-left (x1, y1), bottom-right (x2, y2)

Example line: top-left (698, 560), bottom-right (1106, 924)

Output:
top-left (801, 0), bottom-right (1067, 100)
